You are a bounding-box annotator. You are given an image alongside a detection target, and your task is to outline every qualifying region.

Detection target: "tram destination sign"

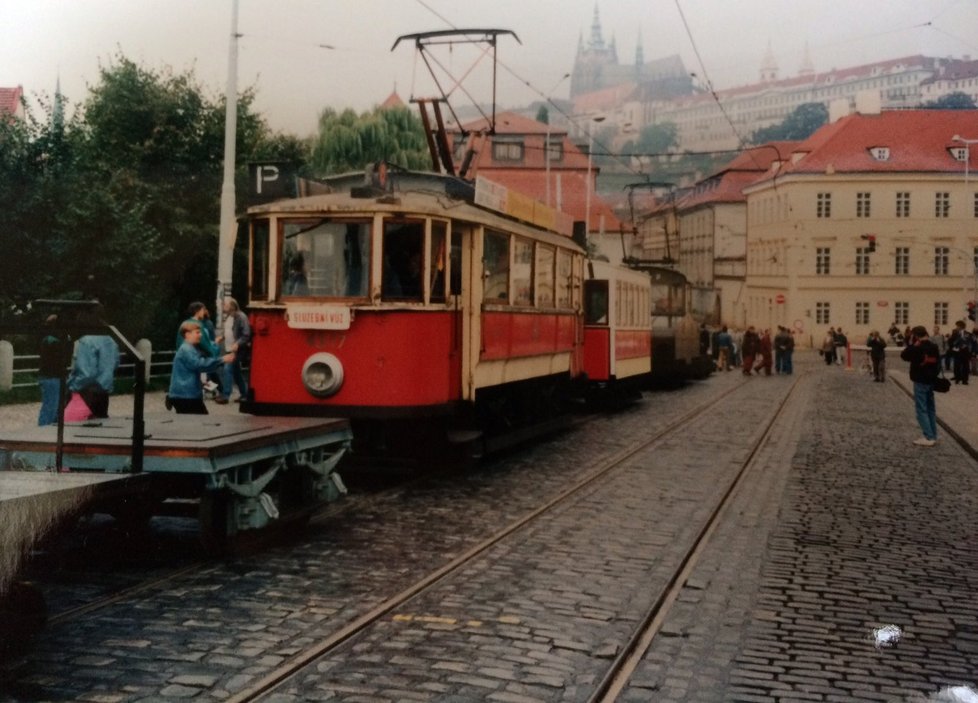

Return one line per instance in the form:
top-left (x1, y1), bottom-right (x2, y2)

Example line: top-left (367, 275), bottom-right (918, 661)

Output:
top-left (286, 305), bottom-right (351, 330)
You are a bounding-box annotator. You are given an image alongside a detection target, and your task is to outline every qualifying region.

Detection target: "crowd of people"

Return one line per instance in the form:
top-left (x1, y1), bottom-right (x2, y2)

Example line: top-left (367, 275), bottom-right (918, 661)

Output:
top-left (36, 298), bottom-right (252, 424)
top-left (700, 324), bottom-right (796, 376)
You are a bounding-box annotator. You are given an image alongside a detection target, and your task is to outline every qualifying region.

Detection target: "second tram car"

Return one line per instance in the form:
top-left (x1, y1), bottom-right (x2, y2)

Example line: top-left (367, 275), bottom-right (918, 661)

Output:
top-left (242, 170), bottom-right (587, 455)
top-left (582, 260), bottom-right (653, 401)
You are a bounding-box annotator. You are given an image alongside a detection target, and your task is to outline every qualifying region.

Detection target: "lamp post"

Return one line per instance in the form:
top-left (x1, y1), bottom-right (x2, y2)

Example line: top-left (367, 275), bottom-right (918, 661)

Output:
top-left (584, 115), bottom-right (605, 244)
top-left (544, 73), bottom-right (570, 208)
top-left (216, 0), bottom-right (240, 327)
top-left (952, 134), bottom-right (977, 185)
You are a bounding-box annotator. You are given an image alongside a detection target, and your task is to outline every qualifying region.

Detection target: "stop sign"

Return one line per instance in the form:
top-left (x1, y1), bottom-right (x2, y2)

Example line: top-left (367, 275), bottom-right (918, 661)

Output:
top-left (775, 293), bottom-right (786, 304)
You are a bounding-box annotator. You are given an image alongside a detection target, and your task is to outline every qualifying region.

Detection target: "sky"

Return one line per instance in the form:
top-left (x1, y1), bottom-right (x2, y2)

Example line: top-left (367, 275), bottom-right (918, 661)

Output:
top-left (2, 0), bottom-right (977, 137)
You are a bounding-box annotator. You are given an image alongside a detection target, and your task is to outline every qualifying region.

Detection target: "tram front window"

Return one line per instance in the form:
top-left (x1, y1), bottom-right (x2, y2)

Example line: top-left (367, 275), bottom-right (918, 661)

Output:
top-left (282, 220), bottom-right (370, 299)
top-left (382, 220), bottom-right (424, 301)
top-left (584, 280), bottom-right (609, 325)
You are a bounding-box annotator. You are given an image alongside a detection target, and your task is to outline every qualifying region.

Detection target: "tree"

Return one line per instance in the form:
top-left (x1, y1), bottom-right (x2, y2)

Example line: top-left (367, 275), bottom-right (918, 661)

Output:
top-left (626, 122), bottom-right (679, 155)
top-left (309, 105), bottom-right (429, 175)
top-left (0, 54), bottom-right (299, 344)
top-left (750, 102), bottom-right (828, 144)
top-left (922, 92), bottom-right (977, 110)
top-left (536, 105), bottom-right (549, 124)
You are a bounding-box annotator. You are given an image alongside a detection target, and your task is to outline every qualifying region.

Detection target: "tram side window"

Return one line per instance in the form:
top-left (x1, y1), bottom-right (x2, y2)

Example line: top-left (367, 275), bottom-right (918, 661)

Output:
top-left (430, 221), bottom-right (448, 302)
top-left (282, 220), bottom-right (370, 298)
top-left (585, 280), bottom-right (609, 325)
top-left (556, 250), bottom-right (573, 309)
top-left (483, 231), bottom-right (510, 303)
top-left (450, 230), bottom-right (463, 296)
top-left (251, 219), bottom-right (269, 301)
top-left (512, 238), bottom-right (534, 306)
top-left (382, 220), bottom-right (424, 301)
top-left (535, 244), bottom-right (555, 308)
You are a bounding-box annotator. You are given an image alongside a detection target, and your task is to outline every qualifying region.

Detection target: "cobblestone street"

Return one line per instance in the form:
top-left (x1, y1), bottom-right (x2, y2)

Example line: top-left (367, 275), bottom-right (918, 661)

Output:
top-left (2, 356), bottom-right (977, 702)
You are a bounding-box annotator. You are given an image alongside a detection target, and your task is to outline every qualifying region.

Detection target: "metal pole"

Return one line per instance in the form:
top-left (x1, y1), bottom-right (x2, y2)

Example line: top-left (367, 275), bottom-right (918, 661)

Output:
top-left (216, 0), bottom-right (239, 328)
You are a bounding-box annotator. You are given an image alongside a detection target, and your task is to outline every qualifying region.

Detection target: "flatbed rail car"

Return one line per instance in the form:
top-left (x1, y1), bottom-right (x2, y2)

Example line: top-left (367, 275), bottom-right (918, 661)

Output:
top-left (242, 169), bottom-right (587, 456)
top-left (0, 413), bottom-right (351, 560)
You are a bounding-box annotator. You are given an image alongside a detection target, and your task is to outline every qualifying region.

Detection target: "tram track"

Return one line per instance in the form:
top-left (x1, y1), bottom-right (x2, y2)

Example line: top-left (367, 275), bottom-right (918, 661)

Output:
top-left (223, 377), bottom-right (753, 702)
top-left (587, 371), bottom-right (806, 702)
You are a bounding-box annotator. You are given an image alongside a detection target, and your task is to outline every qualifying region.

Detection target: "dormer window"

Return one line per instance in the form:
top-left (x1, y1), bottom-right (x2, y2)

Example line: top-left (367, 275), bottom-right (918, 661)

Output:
top-left (869, 146), bottom-right (890, 161)
top-left (951, 147), bottom-right (969, 162)
top-left (491, 138), bottom-right (524, 162)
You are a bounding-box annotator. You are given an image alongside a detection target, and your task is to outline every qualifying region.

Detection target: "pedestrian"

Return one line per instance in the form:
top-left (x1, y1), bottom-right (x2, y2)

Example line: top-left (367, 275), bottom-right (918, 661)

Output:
top-left (888, 323), bottom-right (905, 347)
top-left (781, 327), bottom-right (795, 376)
top-left (36, 314), bottom-right (67, 425)
top-left (754, 328), bottom-right (773, 376)
top-left (867, 330), bottom-right (887, 382)
top-left (821, 328), bottom-right (836, 366)
top-left (773, 326), bottom-right (787, 374)
top-left (699, 323), bottom-right (710, 357)
top-left (741, 326), bottom-right (760, 376)
top-left (731, 327), bottom-right (743, 368)
top-left (167, 321), bottom-right (235, 414)
top-left (834, 328), bottom-right (848, 365)
top-left (715, 325), bottom-right (733, 371)
top-left (220, 297), bottom-right (251, 402)
top-left (65, 305), bottom-right (120, 421)
top-left (948, 320), bottom-right (972, 385)
top-left (176, 302), bottom-right (223, 399)
top-left (900, 325), bottom-right (941, 446)
top-left (930, 325), bottom-right (947, 363)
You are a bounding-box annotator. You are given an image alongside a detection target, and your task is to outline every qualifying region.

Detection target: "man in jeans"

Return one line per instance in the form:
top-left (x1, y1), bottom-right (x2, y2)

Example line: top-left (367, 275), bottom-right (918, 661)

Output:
top-left (900, 325), bottom-right (940, 446)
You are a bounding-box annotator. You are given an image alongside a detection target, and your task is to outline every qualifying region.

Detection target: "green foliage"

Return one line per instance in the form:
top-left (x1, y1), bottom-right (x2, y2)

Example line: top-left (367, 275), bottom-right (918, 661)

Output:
top-left (622, 122), bottom-right (679, 155)
top-left (749, 103), bottom-right (828, 144)
top-left (536, 105), bottom-right (549, 124)
top-left (0, 54), bottom-right (304, 347)
top-left (922, 92), bottom-right (977, 110)
top-left (310, 105), bottom-right (430, 175)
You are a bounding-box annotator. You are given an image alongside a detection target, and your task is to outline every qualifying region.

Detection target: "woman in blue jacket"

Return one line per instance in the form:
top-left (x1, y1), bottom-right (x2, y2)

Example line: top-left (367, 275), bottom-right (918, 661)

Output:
top-left (168, 321), bottom-right (235, 414)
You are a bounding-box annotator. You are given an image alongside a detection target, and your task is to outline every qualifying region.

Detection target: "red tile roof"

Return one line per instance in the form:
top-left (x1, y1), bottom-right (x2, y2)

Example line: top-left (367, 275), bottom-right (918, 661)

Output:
top-left (0, 85), bottom-right (23, 117)
top-left (379, 90), bottom-right (406, 109)
top-left (449, 111), bottom-right (621, 231)
top-left (778, 110), bottom-right (978, 176)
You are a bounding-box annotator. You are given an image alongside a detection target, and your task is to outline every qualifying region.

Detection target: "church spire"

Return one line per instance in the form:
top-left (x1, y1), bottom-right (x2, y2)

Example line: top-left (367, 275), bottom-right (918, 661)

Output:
top-left (590, 4), bottom-right (605, 50)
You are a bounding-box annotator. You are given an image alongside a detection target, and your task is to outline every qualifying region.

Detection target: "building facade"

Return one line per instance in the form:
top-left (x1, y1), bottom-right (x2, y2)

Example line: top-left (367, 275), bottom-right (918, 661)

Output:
top-left (743, 111), bottom-right (978, 348)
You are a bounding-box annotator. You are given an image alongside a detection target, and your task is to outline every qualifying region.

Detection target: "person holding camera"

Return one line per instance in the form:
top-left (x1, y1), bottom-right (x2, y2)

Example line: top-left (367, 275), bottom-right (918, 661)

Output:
top-left (900, 325), bottom-right (941, 446)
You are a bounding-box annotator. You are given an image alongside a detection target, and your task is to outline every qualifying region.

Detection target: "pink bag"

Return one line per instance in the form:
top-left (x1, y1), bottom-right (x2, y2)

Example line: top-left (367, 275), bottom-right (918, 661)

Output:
top-left (63, 392), bottom-right (93, 422)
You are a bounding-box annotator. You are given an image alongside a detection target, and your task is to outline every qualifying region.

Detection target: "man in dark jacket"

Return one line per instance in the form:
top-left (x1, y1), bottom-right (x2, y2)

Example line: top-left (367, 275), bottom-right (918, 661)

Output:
top-left (741, 326), bottom-right (760, 376)
top-left (900, 325), bottom-right (940, 446)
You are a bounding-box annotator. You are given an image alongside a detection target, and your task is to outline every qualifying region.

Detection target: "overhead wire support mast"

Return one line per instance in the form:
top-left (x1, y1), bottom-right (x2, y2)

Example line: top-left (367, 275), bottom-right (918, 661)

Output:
top-left (392, 29), bottom-right (519, 176)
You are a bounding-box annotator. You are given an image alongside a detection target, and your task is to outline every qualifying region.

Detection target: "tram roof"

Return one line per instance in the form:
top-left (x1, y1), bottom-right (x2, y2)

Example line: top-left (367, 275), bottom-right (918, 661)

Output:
top-left (247, 169), bottom-right (584, 252)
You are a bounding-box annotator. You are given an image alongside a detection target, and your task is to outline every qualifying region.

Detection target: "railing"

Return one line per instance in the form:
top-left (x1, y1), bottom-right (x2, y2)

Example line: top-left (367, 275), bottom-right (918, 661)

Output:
top-left (0, 343), bottom-right (174, 391)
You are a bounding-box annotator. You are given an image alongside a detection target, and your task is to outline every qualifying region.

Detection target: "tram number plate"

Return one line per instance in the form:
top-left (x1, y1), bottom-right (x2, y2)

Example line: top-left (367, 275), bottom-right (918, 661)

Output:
top-left (286, 305), bottom-right (351, 330)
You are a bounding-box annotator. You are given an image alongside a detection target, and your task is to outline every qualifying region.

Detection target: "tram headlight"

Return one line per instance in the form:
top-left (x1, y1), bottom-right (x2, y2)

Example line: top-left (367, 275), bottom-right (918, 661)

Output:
top-left (301, 353), bottom-right (345, 398)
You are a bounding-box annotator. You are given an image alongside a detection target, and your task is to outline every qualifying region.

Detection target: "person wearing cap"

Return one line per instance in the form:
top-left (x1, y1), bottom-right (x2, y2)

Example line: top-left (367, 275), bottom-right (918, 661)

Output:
top-left (900, 325), bottom-right (941, 446)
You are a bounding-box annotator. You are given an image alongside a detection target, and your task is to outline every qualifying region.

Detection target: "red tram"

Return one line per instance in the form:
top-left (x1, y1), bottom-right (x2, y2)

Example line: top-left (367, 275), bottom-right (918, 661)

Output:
top-left (582, 260), bottom-right (654, 400)
top-left (242, 170), bottom-right (589, 454)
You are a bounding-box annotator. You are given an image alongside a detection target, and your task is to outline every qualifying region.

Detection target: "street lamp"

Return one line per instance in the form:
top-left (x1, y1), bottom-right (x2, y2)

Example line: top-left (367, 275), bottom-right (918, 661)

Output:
top-left (544, 73), bottom-right (570, 208)
top-left (584, 115), bottom-right (606, 242)
top-left (952, 134), bottom-right (977, 185)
